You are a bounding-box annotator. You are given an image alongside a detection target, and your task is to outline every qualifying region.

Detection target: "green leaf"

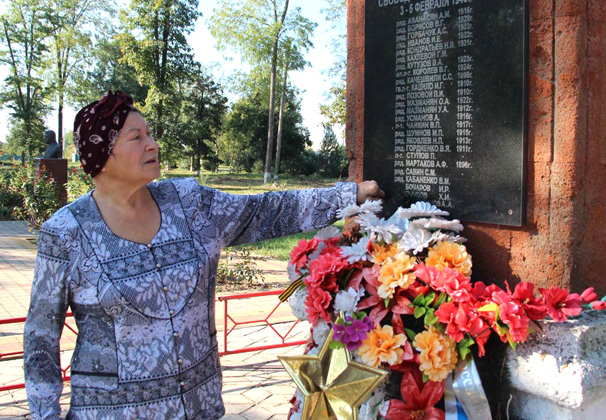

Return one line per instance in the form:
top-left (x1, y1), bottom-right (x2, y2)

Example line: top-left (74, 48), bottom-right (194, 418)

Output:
top-left (414, 306), bottom-right (426, 318)
top-left (424, 311), bottom-right (439, 326)
top-left (405, 328), bottom-right (417, 342)
top-left (384, 298), bottom-right (391, 308)
top-left (422, 373), bottom-right (429, 383)
top-left (459, 346), bottom-right (470, 360)
top-left (423, 293), bottom-right (436, 306)
top-left (435, 292), bottom-right (448, 307)
top-left (413, 294), bottom-right (425, 306)
top-left (329, 340), bottom-right (345, 350)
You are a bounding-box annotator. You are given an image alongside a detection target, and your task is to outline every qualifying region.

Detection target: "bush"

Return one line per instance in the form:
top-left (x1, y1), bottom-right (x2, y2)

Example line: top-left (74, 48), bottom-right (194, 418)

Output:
top-left (7, 163), bottom-right (63, 230)
top-left (0, 167), bottom-right (23, 220)
top-left (67, 167), bottom-right (94, 202)
top-left (282, 149), bottom-right (318, 176)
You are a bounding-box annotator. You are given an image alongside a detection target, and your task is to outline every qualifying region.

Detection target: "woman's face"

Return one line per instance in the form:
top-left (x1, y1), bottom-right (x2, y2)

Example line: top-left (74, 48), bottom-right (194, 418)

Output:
top-left (101, 112), bottom-right (160, 184)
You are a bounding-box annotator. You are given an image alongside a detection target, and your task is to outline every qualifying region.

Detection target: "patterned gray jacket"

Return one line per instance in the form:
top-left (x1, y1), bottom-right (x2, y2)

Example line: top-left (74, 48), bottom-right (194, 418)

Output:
top-left (24, 177), bottom-right (356, 419)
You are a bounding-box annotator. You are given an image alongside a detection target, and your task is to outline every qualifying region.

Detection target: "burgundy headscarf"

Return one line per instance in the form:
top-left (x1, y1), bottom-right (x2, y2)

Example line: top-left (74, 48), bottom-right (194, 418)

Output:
top-left (73, 91), bottom-right (139, 177)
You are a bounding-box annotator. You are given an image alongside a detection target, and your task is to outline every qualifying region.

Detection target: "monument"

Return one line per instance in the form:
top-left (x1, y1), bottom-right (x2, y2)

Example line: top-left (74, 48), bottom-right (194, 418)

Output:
top-left (347, 0), bottom-right (606, 418)
top-left (43, 130), bottom-right (62, 159)
top-left (35, 129), bottom-right (68, 205)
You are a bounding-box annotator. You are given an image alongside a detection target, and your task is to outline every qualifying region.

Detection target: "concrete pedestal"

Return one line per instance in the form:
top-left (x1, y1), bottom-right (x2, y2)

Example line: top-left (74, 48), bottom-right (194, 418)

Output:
top-left (34, 158), bottom-right (68, 206)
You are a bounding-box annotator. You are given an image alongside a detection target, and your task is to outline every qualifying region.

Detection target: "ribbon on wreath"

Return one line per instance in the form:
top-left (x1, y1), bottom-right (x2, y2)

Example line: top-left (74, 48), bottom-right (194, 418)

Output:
top-left (278, 278), bottom-right (304, 302)
top-left (444, 357), bottom-right (492, 420)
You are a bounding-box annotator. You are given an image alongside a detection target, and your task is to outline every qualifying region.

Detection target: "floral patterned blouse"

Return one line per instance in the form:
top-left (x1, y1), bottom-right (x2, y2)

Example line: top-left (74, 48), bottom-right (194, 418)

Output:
top-left (24, 178), bottom-right (356, 420)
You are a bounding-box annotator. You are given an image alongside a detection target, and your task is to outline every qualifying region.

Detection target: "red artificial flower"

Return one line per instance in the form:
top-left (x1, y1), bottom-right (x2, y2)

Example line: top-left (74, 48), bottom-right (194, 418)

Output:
top-left (509, 281), bottom-right (548, 321)
top-left (435, 301), bottom-right (491, 356)
top-left (382, 372), bottom-right (445, 420)
top-left (581, 287), bottom-right (598, 304)
top-left (539, 286), bottom-right (583, 322)
top-left (306, 248), bottom-right (348, 293)
top-left (492, 290), bottom-right (530, 343)
top-left (591, 300), bottom-right (606, 310)
top-left (289, 237), bottom-right (320, 271)
top-left (414, 263), bottom-right (472, 303)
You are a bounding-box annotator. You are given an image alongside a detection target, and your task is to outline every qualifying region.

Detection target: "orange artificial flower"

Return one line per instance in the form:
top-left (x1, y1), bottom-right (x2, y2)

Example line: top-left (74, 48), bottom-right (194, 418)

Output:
top-left (358, 325), bottom-right (407, 368)
top-left (413, 327), bottom-right (458, 382)
top-left (377, 254), bottom-right (416, 299)
top-left (425, 241), bottom-right (472, 277)
top-left (371, 243), bottom-right (399, 265)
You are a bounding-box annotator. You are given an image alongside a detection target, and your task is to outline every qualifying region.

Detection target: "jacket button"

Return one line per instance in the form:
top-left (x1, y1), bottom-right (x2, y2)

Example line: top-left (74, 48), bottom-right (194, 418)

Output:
top-left (180, 381), bottom-right (185, 387)
top-left (163, 286), bottom-right (169, 292)
top-left (173, 332), bottom-right (179, 338)
top-left (178, 359), bottom-right (183, 364)
top-left (156, 263), bottom-right (162, 269)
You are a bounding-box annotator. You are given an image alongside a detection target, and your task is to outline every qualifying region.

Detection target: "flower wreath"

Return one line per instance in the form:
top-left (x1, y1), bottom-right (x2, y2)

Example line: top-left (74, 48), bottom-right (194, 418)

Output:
top-left (281, 201), bottom-right (605, 420)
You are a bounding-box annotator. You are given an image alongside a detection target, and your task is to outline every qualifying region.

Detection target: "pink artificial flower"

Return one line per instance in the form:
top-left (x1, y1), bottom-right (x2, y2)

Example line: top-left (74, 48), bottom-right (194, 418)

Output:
top-left (305, 286), bottom-right (332, 325)
top-left (414, 263), bottom-right (472, 303)
top-left (539, 286), bottom-right (583, 322)
top-left (357, 266), bottom-right (414, 327)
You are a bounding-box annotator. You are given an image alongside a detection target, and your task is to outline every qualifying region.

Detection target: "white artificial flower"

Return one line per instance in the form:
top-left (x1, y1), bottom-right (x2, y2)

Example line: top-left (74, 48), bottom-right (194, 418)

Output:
top-left (411, 217), bottom-right (464, 233)
top-left (288, 287), bottom-right (308, 321)
top-left (358, 387), bottom-right (387, 420)
top-left (337, 203), bottom-right (362, 219)
top-left (386, 211), bottom-right (410, 232)
top-left (312, 319), bottom-right (331, 346)
top-left (359, 199), bottom-right (383, 215)
top-left (399, 225), bottom-right (434, 255)
top-left (334, 287), bottom-right (366, 316)
top-left (394, 201), bottom-right (450, 219)
top-left (307, 346), bottom-right (320, 356)
top-left (429, 231), bottom-right (468, 245)
top-left (378, 401), bottom-right (391, 418)
top-left (315, 226), bottom-right (341, 241)
top-left (340, 235), bottom-right (372, 263)
top-left (287, 262), bottom-right (299, 283)
top-left (290, 390), bottom-right (304, 420)
top-left (358, 213), bottom-right (402, 244)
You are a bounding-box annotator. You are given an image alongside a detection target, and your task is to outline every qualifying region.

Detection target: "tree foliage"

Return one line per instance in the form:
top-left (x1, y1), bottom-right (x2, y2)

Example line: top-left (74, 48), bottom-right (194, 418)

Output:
top-left (0, 0), bottom-right (50, 160)
top-left (43, 0), bottom-right (110, 149)
top-left (209, 0), bottom-right (315, 182)
top-left (120, 0), bottom-right (200, 150)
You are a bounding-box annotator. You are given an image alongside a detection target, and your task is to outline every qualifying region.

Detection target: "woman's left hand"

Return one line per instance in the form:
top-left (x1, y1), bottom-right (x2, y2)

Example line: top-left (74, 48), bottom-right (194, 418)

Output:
top-left (356, 180), bottom-right (385, 204)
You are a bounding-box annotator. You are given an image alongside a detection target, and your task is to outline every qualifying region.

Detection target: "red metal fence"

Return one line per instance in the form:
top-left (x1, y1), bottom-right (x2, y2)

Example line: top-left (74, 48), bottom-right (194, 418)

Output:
top-left (0, 290), bottom-right (306, 393)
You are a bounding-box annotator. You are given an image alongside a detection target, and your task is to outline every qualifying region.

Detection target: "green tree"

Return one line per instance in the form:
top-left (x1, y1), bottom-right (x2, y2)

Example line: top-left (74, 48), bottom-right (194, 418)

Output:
top-left (209, 0), bottom-right (316, 183)
top-left (0, 0), bottom-right (50, 161)
top-left (69, 33), bottom-right (148, 107)
top-left (319, 0), bottom-right (346, 132)
top-left (120, 0), bottom-right (200, 160)
top-left (178, 73), bottom-right (227, 176)
top-left (42, 0), bottom-right (110, 151)
top-left (317, 122), bottom-right (347, 178)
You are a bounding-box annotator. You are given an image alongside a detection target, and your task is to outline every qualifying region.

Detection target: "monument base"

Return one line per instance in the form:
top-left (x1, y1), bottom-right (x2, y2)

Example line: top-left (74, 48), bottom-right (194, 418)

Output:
top-left (34, 158), bottom-right (68, 206)
top-left (506, 311), bottom-right (606, 419)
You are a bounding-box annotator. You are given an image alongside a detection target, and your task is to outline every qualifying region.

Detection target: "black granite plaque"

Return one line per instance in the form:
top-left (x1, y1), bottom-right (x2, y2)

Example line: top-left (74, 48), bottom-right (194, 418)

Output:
top-left (364, 0), bottom-right (527, 226)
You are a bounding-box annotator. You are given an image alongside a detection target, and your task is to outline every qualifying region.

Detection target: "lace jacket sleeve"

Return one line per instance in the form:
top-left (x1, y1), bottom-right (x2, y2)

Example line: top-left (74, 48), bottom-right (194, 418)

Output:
top-left (209, 182), bottom-right (357, 247)
top-left (23, 214), bottom-right (75, 419)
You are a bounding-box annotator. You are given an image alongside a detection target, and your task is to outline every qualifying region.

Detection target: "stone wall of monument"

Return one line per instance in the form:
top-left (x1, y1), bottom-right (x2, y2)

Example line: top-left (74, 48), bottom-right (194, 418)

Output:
top-left (346, 0), bottom-right (606, 294)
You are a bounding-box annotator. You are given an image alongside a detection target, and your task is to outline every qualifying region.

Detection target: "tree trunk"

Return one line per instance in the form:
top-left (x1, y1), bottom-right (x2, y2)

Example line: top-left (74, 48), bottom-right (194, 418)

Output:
top-left (263, 46), bottom-right (278, 184)
top-left (274, 64), bottom-right (289, 180)
top-left (58, 93), bottom-right (64, 154)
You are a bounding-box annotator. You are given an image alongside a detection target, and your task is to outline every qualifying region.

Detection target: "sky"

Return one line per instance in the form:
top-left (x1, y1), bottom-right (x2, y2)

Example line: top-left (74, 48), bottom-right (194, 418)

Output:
top-left (0, 0), bottom-right (345, 149)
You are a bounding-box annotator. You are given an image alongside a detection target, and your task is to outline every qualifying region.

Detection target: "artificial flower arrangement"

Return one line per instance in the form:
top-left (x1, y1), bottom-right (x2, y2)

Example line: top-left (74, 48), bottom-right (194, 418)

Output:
top-left (278, 201), bottom-right (606, 420)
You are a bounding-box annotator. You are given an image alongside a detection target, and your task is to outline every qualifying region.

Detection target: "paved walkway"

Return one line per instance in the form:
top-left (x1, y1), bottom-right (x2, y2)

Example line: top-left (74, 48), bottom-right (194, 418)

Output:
top-left (0, 221), bottom-right (306, 419)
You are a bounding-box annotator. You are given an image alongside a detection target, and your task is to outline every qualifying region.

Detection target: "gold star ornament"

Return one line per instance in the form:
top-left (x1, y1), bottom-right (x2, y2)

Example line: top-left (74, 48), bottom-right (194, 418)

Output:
top-left (278, 330), bottom-right (388, 420)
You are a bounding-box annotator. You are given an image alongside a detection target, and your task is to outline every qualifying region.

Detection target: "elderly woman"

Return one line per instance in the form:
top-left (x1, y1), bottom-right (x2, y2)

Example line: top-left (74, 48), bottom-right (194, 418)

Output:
top-left (23, 91), bottom-right (383, 419)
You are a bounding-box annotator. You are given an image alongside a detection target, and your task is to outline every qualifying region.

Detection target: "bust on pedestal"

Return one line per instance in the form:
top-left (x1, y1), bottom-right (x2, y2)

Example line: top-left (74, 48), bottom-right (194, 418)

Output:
top-left (36, 129), bottom-right (68, 205)
top-left (43, 130), bottom-right (62, 159)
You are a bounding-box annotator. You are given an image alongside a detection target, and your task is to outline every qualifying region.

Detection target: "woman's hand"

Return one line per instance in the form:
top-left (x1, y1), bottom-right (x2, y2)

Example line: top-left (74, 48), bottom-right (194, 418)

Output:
top-left (356, 180), bottom-right (385, 204)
